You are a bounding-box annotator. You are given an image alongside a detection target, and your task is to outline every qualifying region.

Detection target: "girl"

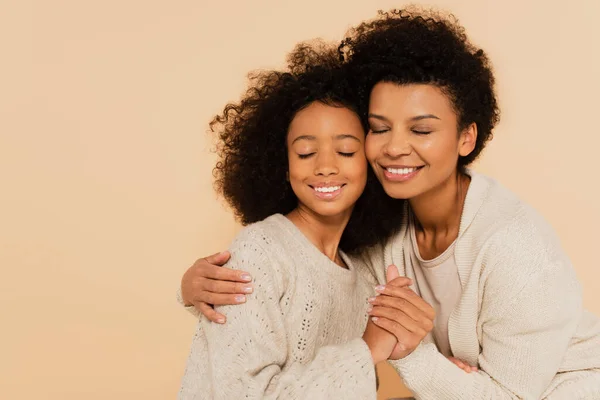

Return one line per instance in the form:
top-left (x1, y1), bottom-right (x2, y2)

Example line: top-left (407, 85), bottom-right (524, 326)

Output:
top-left (178, 42), bottom-right (415, 399)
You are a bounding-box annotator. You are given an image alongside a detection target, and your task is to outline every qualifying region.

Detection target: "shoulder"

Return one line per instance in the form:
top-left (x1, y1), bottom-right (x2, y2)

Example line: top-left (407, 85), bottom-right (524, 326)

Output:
top-left (479, 178), bottom-right (565, 263)
top-left (229, 214), bottom-right (290, 252)
top-left (228, 214), bottom-right (303, 265)
top-left (464, 175), bottom-right (580, 301)
top-left (465, 173), bottom-right (526, 233)
top-left (465, 173), bottom-right (565, 265)
top-left (226, 214), bottom-right (298, 292)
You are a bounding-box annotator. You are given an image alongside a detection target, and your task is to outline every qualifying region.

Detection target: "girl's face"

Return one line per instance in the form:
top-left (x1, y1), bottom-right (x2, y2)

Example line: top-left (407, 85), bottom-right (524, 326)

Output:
top-left (287, 101), bottom-right (367, 219)
top-left (365, 82), bottom-right (476, 200)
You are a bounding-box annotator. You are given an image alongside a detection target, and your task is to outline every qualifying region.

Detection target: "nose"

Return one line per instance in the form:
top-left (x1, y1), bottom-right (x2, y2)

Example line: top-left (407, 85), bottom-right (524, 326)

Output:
top-left (314, 151), bottom-right (339, 176)
top-left (383, 130), bottom-right (412, 158)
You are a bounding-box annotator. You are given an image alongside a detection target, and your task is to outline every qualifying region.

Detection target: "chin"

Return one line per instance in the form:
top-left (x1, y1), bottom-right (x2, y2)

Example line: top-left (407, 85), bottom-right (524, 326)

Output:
top-left (307, 203), bottom-right (354, 219)
top-left (380, 184), bottom-right (416, 200)
top-left (314, 207), bottom-right (350, 218)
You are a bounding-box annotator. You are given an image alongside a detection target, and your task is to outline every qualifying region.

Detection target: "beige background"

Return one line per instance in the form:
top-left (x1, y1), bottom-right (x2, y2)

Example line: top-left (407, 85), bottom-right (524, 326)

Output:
top-left (2, 0), bottom-right (599, 399)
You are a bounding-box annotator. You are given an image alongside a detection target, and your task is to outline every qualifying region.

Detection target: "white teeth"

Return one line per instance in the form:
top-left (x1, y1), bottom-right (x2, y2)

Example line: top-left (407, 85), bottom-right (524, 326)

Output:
top-left (314, 186), bottom-right (341, 193)
top-left (386, 167), bottom-right (418, 175)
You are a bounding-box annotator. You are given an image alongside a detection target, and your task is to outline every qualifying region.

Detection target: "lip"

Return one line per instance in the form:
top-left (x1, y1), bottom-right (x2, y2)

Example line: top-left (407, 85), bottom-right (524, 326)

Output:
top-left (308, 183), bottom-right (346, 200)
top-left (308, 181), bottom-right (346, 188)
top-left (381, 165), bottom-right (423, 169)
top-left (381, 165), bottom-right (424, 182)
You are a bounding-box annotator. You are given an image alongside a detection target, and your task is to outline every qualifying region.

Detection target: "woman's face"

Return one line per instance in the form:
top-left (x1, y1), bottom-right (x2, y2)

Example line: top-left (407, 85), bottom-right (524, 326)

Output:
top-left (365, 82), bottom-right (476, 200)
top-left (287, 101), bottom-right (367, 219)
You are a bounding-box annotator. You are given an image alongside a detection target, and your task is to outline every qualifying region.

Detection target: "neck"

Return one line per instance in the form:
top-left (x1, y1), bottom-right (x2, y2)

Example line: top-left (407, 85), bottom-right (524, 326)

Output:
top-left (409, 170), bottom-right (470, 236)
top-left (286, 206), bottom-right (352, 263)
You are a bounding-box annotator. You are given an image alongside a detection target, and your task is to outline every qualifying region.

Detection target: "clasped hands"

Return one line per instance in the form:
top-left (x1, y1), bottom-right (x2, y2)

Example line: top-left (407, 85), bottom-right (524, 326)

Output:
top-left (362, 265), bottom-right (478, 374)
top-left (362, 264), bottom-right (435, 363)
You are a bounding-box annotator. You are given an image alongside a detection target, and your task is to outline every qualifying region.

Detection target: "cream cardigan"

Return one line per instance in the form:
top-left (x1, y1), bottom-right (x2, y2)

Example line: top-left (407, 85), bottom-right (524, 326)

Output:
top-left (360, 172), bottom-right (600, 399)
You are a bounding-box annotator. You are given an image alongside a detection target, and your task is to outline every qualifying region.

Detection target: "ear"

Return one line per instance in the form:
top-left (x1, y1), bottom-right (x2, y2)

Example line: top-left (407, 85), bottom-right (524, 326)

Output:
top-left (458, 123), bottom-right (477, 157)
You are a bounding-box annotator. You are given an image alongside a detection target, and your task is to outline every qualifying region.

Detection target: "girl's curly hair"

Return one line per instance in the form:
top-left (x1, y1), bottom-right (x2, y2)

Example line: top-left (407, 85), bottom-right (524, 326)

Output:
top-left (211, 41), bottom-right (404, 254)
top-left (339, 7), bottom-right (501, 168)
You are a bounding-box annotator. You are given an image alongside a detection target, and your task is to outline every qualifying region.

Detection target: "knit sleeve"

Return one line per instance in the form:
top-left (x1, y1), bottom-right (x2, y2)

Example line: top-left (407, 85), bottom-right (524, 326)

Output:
top-left (388, 223), bottom-right (583, 399)
top-left (178, 238), bottom-right (377, 400)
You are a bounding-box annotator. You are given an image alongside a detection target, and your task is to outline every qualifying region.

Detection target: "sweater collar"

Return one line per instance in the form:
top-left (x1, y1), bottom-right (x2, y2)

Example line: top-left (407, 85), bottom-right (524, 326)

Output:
top-left (400, 169), bottom-right (491, 241)
top-left (457, 169), bottom-right (491, 237)
top-left (389, 169), bottom-right (492, 285)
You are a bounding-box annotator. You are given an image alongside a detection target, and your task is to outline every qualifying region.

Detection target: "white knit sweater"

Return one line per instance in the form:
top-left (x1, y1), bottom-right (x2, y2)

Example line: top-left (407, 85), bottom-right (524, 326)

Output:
top-left (178, 214), bottom-right (379, 400)
top-left (360, 172), bottom-right (600, 399)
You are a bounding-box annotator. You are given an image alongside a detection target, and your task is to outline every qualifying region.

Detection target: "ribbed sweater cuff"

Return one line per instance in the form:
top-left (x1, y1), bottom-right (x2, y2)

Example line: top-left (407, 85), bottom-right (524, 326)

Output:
top-left (389, 343), bottom-right (460, 397)
top-left (343, 338), bottom-right (378, 393)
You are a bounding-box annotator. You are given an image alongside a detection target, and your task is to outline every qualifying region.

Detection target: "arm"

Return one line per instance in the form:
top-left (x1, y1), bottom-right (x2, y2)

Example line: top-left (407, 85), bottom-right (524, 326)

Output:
top-left (386, 236), bottom-right (582, 399)
top-left (178, 239), bottom-right (378, 400)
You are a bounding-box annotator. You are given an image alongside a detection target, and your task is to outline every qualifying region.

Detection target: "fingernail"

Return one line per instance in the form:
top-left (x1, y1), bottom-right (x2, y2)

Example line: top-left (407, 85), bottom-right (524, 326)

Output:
top-left (216, 317), bottom-right (226, 324)
top-left (240, 274), bottom-right (252, 282)
top-left (375, 285), bottom-right (385, 292)
top-left (367, 297), bottom-right (376, 303)
top-left (242, 285), bottom-right (253, 294)
top-left (235, 295), bottom-right (246, 303)
top-left (366, 305), bottom-right (373, 313)
top-left (371, 316), bottom-right (379, 322)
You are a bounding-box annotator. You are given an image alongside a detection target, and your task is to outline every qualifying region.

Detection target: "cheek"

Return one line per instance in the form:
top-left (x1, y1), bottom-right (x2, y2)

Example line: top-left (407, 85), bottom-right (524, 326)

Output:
top-left (420, 135), bottom-right (460, 166)
top-left (355, 160), bottom-right (369, 183)
top-left (364, 135), bottom-right (380, 164)
top-left (287, 158), bottom-right (305, 184)
top-left (287, 161), bottom-right (307, 201)
top-left (346, 155), bottom-right (368, 188)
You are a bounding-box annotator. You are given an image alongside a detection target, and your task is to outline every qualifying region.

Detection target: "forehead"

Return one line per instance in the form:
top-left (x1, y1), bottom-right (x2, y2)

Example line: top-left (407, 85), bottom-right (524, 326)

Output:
top-left (369, 82), bottom-right (455, 118)
top-left (288, 102), bottom-right (364, 140)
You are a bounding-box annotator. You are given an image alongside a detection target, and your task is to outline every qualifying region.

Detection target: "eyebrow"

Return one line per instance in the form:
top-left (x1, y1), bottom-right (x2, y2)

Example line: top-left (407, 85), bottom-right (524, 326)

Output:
top-left (368, 113), bottom-right (441, 122)
top-left (368, 113), bottom-right (390, 123)
top-left (411, 114), bottom-right (440, 121)
top-left (291, 134), bottom-right (361, 144)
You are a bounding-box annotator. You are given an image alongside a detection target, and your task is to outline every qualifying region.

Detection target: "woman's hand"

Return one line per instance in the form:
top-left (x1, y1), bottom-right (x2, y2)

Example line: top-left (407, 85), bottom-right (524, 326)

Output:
top-left (447, 357), bottom-right (478, 373)
top-left (181, 251), bottom-right (254, 323)
top-left (367, 265), bottom-right (435, 360)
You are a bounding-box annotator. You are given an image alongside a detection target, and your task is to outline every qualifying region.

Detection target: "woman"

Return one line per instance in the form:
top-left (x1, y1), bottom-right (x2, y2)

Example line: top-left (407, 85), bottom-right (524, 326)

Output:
top-left (180, 8), bottom-right (600, 399)
top-left (177, 41), bottom-right (425, 399)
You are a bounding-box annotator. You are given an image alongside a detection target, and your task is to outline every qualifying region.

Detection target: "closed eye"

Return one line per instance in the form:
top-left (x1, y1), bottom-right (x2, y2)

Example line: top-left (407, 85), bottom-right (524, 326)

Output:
top-left (338, 152), bottom-right (356, 158)
top-left (369, 128), bottom-right (389, 134)
top-left (298, 153), bottom-right (315, 159)
top-left (412, 129), bottom-right (432, 135)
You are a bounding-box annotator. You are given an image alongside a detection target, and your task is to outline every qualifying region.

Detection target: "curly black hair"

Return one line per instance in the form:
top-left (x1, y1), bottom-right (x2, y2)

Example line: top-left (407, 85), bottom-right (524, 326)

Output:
top-left (211, 41), bottom-right (404, 254)
top-left (339, 7), bottom-right (500, 168)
